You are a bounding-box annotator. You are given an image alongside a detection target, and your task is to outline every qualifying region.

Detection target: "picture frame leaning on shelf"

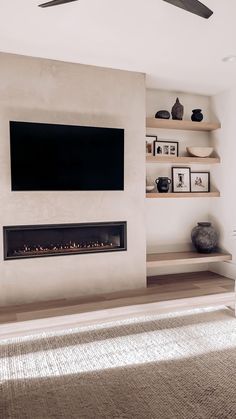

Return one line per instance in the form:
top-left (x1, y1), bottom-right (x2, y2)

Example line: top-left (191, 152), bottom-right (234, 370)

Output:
top-left (172, 167), bottom-right (191, 193)
top-left (154, 139), bottom-right (179, 157)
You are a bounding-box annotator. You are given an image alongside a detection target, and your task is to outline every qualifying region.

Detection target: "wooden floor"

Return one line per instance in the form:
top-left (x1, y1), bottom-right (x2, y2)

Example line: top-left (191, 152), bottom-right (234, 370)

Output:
top-left (0, 271), bottom-right (234, 339)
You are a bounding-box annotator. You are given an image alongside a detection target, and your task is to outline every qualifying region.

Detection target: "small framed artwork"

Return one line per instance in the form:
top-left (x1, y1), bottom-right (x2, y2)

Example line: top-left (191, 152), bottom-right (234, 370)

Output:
top-left (154, 139), bottom-right (179, 157)
top-left (172, 167), bottom-right (191, 193)
top-left (191, 172), bottom-right (210, 193)
top-left (146, 135), bottom-right (157, 156)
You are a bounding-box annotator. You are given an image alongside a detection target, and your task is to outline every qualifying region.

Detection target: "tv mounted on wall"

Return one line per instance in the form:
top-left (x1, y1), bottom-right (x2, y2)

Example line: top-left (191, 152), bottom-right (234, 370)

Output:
top-left (10, 121), bottom-right (124, 191)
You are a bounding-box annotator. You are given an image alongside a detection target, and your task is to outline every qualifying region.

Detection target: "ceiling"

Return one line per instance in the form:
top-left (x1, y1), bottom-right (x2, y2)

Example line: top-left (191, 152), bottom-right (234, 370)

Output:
top-left (1, 0), bottom-right (236, 95)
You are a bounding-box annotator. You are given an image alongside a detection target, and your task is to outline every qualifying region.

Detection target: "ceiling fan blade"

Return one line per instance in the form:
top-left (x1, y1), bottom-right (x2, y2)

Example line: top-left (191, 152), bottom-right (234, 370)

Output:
top-left (163, 0), bottom-right (213, 19)
top-left (39, 0), bottom-right (78, 7)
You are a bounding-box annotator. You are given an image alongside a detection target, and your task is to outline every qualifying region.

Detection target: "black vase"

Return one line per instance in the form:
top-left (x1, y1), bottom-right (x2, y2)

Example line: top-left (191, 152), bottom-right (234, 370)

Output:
top-left (155, 177), bottom-right (171, 193)
top-left (191, 222), bottom-right (218, 253)
top-left (191, 109), bottom-right (203, 122)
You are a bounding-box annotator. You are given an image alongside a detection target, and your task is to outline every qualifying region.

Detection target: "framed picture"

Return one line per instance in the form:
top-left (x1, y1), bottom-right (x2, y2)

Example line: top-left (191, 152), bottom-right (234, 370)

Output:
top-left (191, 172), bottom-right (210, 193)
top-left (146, 135), bottom-right (157, 156)
top-left (154, 139), bottom-right (179, 157)
top-left (172, 167), bottom-right (191, 193)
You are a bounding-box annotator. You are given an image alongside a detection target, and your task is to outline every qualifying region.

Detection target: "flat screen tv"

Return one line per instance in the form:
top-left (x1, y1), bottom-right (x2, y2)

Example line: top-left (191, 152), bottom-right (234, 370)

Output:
top-left (10, 121), bottom-right (124, 191)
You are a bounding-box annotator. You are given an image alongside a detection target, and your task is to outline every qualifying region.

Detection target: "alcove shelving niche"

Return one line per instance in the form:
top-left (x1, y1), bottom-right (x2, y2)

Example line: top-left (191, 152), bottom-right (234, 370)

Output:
top-left (145, 109), bottom-right (234, 315)
top-left (146, 118), bottom-right (221, 199)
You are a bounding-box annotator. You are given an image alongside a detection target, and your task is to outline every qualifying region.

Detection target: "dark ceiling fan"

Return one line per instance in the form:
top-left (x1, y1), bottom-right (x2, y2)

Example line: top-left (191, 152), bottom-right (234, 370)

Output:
top-left (39, 0), bottom-right (78, 7)
top-left (38, 0), bottom-right (213, 20)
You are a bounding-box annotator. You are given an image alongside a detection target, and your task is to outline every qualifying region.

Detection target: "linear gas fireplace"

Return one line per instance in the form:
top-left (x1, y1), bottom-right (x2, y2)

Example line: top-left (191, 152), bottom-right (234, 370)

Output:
top-left (3, 222), bottom-right (127, 260)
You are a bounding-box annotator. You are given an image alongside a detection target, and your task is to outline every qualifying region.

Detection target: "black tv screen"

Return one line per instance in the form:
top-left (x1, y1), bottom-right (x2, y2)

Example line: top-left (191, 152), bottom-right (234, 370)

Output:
top-left (10, 121), bottom-right (124, 191)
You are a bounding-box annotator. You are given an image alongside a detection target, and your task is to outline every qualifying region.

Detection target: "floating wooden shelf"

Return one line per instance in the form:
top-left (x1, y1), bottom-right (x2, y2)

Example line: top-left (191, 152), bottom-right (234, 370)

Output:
top-left (146, 155), bottom-right (220, 164)
top-left (146, 118), bottom-right (221, 132)
top-left (146, 251), bottom-right (232, 268)
top-left (146, 192), bottom-right (220, 199)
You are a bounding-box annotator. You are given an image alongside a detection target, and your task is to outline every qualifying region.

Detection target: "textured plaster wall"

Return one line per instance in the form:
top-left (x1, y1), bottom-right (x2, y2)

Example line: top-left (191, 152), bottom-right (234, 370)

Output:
top-left (210, 88), bottom-right (236, 278)
top-left (0, 52), bottom-right (146, 306)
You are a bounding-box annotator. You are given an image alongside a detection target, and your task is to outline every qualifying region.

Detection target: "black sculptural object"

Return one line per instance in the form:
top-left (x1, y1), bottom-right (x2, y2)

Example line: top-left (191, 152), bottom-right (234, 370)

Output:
top-left (155, 110), bottom-right (170, 119)
top-left (171, 98), bottom-right (184, 120)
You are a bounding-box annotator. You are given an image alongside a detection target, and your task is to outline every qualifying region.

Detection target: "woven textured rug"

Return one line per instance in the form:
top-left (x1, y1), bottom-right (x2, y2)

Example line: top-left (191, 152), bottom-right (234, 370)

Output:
top-left (1, 307), bottom-right (236, 419)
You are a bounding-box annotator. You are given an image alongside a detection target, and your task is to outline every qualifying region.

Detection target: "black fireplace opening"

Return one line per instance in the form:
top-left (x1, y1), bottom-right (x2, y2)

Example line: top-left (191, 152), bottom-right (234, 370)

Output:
top-left (3, 222), bottom-right (127, 260)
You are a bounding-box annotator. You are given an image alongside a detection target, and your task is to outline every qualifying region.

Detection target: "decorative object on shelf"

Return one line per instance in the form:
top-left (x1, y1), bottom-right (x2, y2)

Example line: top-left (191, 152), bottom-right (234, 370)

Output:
top-left (146, 185), bottom-right (155, 193)
top-left (191, 172), bottom-right (210, 192)
top-left (155, 110), bottom-right (170, 119)
top-left (172, 167), bottom-right (191, 193)
top-left (154, 139), bottom-right (179, 157)
top-left (186, 146), bottom-right (213, 158)
top-left (155, 177), bottom-right (171, 193)
top-left (171, 98), bottom-right (184, 120)
top-left (146, 177), bottom-right (155, 193)
top-left (146, 135), bottom-right (157, 156)
top-left (191, 222), bottom-right (218, 253)
top-left (191, 109), bottom-right (204, 122)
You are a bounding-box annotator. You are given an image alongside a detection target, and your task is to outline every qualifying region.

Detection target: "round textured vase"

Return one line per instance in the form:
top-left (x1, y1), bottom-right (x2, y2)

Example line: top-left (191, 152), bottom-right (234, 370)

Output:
top-left (155, 177), bottom-right (171, 193)
top-left (191, 222), bottom-right (218, 253)
top-left (191, 109), bottom-right (203, 122)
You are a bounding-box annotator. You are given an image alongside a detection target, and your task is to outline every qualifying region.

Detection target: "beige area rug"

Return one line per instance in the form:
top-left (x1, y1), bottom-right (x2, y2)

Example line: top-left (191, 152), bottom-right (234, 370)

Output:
top-left (1, 307), bottom-right (236, 419)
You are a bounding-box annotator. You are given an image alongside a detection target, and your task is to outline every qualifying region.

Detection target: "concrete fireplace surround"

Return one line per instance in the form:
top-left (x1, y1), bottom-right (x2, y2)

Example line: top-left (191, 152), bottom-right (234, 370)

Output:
top-left (0, 52), bottom-right (146, 306)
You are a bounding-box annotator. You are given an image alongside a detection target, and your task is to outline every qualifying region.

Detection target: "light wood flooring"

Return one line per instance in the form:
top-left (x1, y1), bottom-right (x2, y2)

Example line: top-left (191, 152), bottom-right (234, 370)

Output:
top-left (0, 271), bottom-right (234, 340)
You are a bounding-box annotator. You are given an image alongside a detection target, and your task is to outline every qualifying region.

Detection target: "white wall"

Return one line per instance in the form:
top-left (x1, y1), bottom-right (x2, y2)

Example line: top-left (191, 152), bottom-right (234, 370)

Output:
top-left (146, 89), bottom-right (214, 276)
top-left (0, 53), bottom-right (146, 306)
top-left (210, 88), bottom-right (236, 278)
